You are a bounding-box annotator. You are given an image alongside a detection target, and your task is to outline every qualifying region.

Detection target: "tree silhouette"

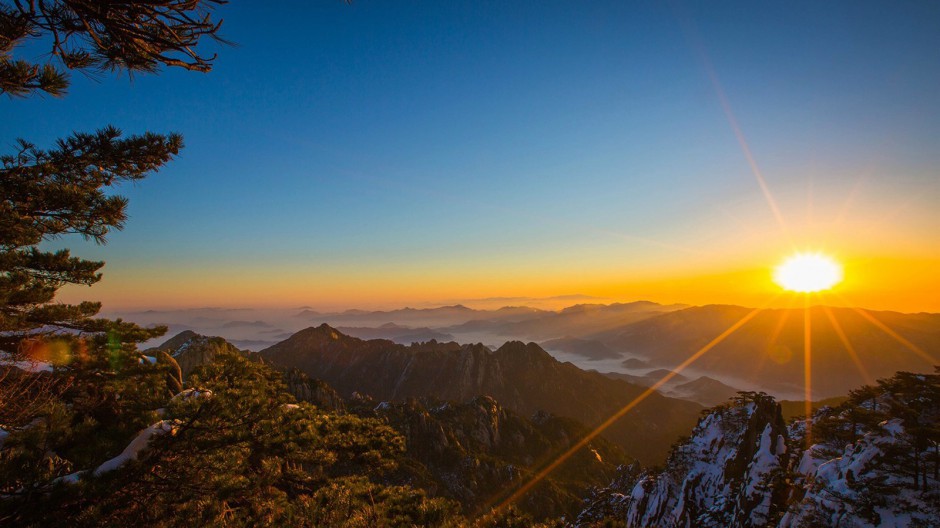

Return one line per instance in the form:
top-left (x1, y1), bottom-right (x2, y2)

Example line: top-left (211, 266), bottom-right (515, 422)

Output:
top-left (1, 0), bottom-right (226, 97)
top-left (0, 0), bottom-right (226, 357)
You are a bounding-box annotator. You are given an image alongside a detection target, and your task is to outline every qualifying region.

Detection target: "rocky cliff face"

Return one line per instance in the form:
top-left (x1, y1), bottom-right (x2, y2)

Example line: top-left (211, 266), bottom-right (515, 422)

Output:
top-left (260, 324), bottom-right (703, 464)
top-left (282, 367), bottom-right (345, 411)
top-left (620, 393), bottom-right (790, 527)
top-left (146, 331), bottom-right (243, 378)
top-left (576, 371), bottom-right (940, 528)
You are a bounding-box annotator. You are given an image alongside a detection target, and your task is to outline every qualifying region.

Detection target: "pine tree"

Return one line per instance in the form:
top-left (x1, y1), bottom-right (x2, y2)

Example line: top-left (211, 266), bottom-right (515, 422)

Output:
top-left (876, 371), bottom-right (940, 490)
top-left (1, 0), bottom-right (226, 98)
top-left (0, 0), bottom-right (225, 360)
top-left (1, 1), bottom-right (226, 520)
top-left (1, 128), bottom-right (182, 352)
top-left (6, 351), bottom-right (463, 527)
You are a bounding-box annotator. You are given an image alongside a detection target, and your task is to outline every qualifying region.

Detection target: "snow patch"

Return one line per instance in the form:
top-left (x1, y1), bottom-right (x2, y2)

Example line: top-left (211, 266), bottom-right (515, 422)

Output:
top-left (94, 420), bottom-right (178, 475)
top-left (171, 388), bottom-right (213, 401)
top-left (781, 418), bottom-right (939, 528)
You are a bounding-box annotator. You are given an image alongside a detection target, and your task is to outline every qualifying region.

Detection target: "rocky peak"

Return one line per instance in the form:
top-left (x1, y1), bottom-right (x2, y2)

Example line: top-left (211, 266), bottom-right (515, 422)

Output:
top-left (146, 331), bottom-right (242, 378)
top-left (622, 392), bottom-right (790, 527)
top-left (466, 395), bottom-right (503, 447)
top-left (150, 330), bottom-right (199, 352)
top-left (259, 327), bottom-right (703, 464)
top-left (295, 323), bottom-right (351, 343)
top-left (494, 341), bottom-right (555, 365)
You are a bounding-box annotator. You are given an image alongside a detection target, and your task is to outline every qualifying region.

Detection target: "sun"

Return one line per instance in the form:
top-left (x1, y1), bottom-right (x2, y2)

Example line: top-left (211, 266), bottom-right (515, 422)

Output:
top-left (773, 252), bottom-right (843, 293)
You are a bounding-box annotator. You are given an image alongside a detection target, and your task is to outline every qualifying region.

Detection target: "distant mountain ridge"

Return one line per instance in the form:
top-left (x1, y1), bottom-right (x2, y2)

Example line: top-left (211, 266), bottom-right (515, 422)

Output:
top-left (442, 301), bottom-right (685, 340)
top-left (336, 323), bottom-right (455, 344)
top-left (541, 337), bottom-right (620, 360)
top-left (120, 301), bottom-right (940, 401)
top-left (294, 304), bottom-right (540, 328)
top-left (595, 304), bottom-right (940, 397)
top-left (260, 324), bottom-right (702, 464)
top-left (600, 371), bottom-right (741, 407)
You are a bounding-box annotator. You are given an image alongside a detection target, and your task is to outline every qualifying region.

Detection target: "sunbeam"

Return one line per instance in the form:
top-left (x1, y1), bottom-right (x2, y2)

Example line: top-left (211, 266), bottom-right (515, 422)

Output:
top-left (751, 295), bottom-right (797, 378)
top-left (669, 2), bottom-right (793, 248)
top-left (803, 295), bottom-right (813, 447)
top-left (482, 299), bottom-right (777, 519)
top-left (820, 304), bottom-right (875, 386)
top-left (834, 293), bottom-right (937, 365)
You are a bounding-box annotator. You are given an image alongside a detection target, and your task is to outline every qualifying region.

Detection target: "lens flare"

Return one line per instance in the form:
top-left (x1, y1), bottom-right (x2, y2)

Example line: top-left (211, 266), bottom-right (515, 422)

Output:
top-left (773, 253), bottom-right (842, 293)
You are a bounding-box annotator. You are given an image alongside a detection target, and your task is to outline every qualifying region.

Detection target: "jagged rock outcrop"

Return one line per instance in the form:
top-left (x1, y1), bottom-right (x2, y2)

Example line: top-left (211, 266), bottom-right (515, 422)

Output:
top-left (576, 371), bottom-right (940, 527)
top-left (146, 331), bottom-right (243, 378)
top-left (283, 367), bottom-right (345, 411)
top-left (617, 393), bottom-right (790, 527)
top-left (260, 324), bottom-right (703, 464)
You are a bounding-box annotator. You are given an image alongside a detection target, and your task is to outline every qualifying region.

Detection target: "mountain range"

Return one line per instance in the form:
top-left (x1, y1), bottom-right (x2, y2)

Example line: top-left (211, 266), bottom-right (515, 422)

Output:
top-left (120, 301), bottom-right (940, 402)
top-left (140, 329), bottom-right (635, 519)
top-left (121, 323), bottom-right (940, 524)
top-left (595, 305), bottom-right (940, 397)
top-left (259, 324), bottom-right (703, 464)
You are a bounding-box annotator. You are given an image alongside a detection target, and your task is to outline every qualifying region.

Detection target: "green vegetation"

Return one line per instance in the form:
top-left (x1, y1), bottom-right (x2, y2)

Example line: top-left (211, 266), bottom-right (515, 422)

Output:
top-left (1, 349), bottom-right (461, 526)
top-left (0, 2), bottom-right (462, 525)
top-left (4, 3), bottom-right (936, 526)
top-left (0, 0), bottom-right (229, 357)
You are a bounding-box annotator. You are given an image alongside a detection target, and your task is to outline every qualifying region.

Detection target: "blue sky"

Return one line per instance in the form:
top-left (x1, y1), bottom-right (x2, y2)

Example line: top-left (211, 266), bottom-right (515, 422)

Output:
top-left (4, 1), bottom-right (939, 310)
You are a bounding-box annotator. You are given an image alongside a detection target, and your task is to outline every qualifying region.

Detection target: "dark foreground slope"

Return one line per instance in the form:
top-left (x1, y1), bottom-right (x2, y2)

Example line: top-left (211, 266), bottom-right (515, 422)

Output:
top-left (261, 325), bottom-right (702, 464)
top-left (363, 395), bottom-right (630, 519)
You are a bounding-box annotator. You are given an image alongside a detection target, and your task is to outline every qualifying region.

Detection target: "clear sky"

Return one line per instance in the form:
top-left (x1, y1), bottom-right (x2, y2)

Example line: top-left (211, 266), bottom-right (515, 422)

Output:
top-left (5, 1), bottom-right (940, 312)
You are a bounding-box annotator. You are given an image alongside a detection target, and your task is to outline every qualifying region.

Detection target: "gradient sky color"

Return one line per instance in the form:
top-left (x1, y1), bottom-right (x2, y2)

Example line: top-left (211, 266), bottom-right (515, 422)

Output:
top-left (4, 1), bottom-right (939, 312)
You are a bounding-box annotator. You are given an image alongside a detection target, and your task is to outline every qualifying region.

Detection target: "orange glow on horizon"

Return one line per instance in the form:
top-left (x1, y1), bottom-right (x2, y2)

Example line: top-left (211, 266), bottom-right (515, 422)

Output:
top-left (54, 255), bottom-right (940, 314)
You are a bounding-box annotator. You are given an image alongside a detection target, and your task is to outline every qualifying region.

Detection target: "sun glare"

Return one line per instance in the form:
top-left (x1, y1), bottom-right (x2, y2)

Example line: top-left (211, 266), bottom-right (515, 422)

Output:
top-left (773, 253), bottom-right (843, 293)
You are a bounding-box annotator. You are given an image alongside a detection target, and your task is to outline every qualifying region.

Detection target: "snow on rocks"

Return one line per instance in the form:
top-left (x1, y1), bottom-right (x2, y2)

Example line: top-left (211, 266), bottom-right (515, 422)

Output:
top-left (171, 388), bottom-right (213, 401)
top-left (49, 387), bottom-right (212, 486)
top-left (622, 395), bottom-right (790, 528)
top-left (795, 444), bottom-right (829, 477)
top-left (93, 421), bottom-right (178, 475)
top-left (54, 420), bottom-right (179, 485)
top-left (780, 419), bottom-right (939, 528)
